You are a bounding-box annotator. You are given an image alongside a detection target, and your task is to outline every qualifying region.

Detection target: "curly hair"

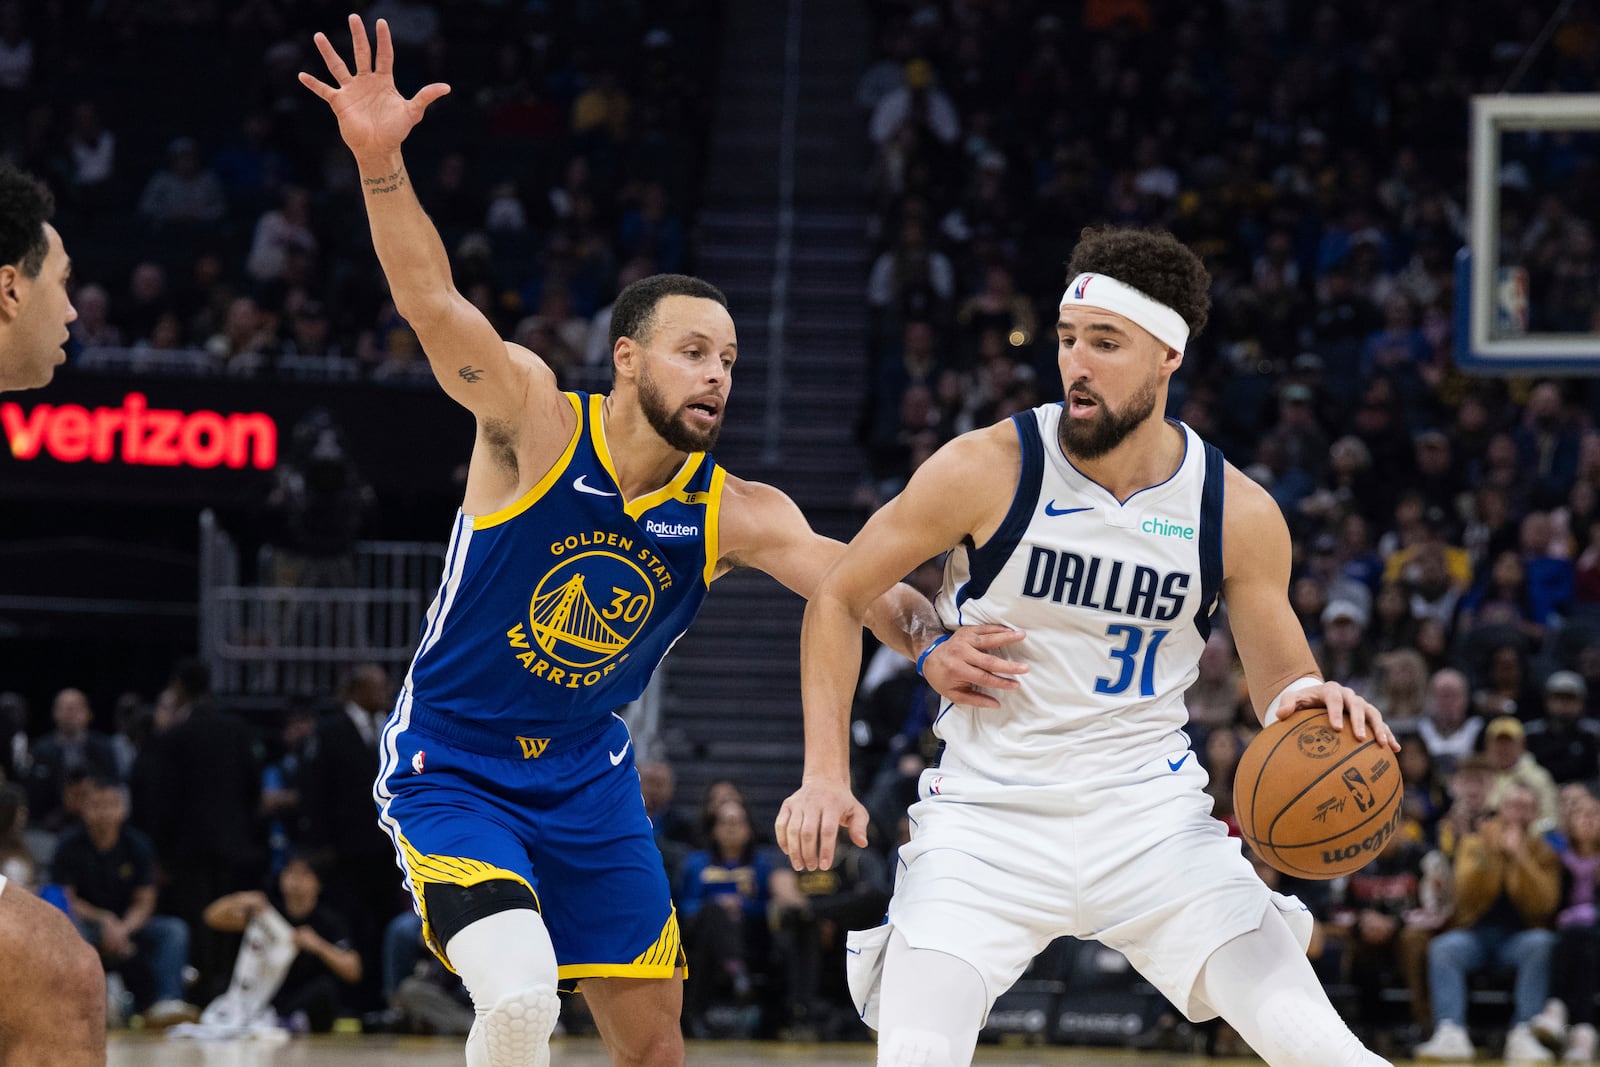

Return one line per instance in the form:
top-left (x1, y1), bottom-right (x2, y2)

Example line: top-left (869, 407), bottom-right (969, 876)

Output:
top-left (1065, 226), bottom-right (1211, 338)
top-left (0, 164), bottom-right (53, 279)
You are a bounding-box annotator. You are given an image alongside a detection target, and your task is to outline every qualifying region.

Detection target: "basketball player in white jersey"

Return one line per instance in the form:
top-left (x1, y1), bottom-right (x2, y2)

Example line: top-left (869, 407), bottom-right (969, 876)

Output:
top-left (778, 226), bottom-right (1402, 1067)
top-left (0, 162), bottom-right (108, 1064)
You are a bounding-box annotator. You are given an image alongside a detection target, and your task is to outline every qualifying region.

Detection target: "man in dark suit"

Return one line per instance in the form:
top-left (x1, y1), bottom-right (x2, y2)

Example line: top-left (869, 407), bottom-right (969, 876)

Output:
top-left (301, 663), bottom-right (403, 1010)
top-left (131, 660), bottom-right (265, 1001)
top-left (28, 688), bottom-right (119, 834)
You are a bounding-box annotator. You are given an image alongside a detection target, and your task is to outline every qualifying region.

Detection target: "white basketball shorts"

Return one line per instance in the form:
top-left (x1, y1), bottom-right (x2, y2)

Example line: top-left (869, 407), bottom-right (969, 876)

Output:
top-left (847, 744), bottom-right (1312, 1028)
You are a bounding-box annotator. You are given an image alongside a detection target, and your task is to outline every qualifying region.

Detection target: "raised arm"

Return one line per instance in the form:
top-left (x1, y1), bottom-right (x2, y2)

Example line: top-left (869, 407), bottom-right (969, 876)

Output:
top-left (300, 15), bottom-right (538, 421)
top-left (1221, 465), bottom-right (1399, 749)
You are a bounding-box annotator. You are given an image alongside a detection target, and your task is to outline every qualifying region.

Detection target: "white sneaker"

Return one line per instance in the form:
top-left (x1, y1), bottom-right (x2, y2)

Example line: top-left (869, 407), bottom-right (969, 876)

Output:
top-left (1508, 1023), bottom-right (1558, 1063)
top-left (1534, 1001), bottom-right (1572, 1047)
top-left (1565, 1024), bottom-right (1597, 1064)
top-left (1417, 1021), bottom-right (1477, 1061)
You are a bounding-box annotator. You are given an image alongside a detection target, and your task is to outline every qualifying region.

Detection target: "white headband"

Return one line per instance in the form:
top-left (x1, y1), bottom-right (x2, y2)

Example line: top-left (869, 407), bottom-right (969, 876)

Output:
top-left (1059, 273), bottom-right (1189, 354)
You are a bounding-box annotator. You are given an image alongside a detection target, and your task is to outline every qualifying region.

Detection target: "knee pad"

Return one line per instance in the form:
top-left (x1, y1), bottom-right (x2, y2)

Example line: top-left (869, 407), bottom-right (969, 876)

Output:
top-left (425, 878), bottom-right (539, 952)
top-left (880, 1027), bottom-right (954, 1067)
top-left (475, 984), bottom-right (560, 1067)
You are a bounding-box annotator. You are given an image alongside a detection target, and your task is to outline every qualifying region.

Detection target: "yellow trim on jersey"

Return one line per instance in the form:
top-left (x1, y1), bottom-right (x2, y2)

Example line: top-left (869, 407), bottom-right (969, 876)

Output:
top-left (588, 393), bottom-right (707, 520)
top-left (396, 833), bottom-right (538, 968)
top-left (556, 907), bottom-right (685, 982)
top-left (702, 465), bottom-right (728, 586)
top-left (472, 392), bottom-right (585, 530)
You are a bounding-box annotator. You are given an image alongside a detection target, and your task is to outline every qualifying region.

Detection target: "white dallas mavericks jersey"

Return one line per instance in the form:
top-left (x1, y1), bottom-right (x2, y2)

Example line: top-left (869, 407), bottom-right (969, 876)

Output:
top-left (932, 403), bottom-right (1225, 784)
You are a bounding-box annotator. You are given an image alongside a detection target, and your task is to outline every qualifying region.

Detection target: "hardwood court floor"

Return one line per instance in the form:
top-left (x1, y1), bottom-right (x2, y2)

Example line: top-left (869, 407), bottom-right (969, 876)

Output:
top-left (107, 1034), bottom-right (1405, 1066)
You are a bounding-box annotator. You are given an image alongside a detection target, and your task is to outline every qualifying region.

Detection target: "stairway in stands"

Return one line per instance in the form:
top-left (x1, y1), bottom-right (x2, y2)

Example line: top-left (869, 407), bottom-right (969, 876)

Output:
top-left (657, 0), bottom-right (872, 823)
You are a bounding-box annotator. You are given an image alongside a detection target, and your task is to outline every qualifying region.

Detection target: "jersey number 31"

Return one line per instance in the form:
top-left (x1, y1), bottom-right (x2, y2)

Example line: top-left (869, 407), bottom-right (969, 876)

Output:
top-left (1095, 623), bottom-right (1170, 698)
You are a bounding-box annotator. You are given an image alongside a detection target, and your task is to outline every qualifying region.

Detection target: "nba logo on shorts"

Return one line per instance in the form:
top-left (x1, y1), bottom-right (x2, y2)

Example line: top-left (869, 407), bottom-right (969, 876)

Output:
top-left (412, 750), bottom-right (426, 774)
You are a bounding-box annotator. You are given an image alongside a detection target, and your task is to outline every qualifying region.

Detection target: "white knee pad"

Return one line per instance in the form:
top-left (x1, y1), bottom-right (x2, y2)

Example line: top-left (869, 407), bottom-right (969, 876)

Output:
top-left (467, 985), bottom-right (561, 1067)
top-left (879, 1028), bottom-right (954, 1067)
top-left (450, 909), bottom-right (562, 1067)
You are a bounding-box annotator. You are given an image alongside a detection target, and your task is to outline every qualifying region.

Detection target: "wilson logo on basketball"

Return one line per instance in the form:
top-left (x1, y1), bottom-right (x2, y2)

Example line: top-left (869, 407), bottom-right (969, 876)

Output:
top-left (1, 392), bottom-right (277, 470)
top-left (1295, 724), bottom-right (1340, 759)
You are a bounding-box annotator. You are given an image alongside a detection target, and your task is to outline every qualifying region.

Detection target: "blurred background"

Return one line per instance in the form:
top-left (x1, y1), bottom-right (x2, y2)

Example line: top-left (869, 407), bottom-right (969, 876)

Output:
top-left (3, 0), bottom-right (1600, 1054)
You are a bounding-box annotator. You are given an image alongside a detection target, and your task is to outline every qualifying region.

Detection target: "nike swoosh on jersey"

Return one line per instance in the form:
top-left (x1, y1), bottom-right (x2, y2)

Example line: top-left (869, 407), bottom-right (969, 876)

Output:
top-left (1043, 501), bottom-right (1093, 517)
top-left (609, 738), bottom-right (632, 766)
top-left (573, 474), bottom-right (617, 497)
top-left (1167, 752), bottom-right (1191, 771)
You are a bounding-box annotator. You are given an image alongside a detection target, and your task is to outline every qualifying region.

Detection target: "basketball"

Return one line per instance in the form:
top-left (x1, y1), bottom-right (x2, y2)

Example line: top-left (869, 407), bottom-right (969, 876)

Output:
top-left (1234, 705), bottom-right (1404, 880)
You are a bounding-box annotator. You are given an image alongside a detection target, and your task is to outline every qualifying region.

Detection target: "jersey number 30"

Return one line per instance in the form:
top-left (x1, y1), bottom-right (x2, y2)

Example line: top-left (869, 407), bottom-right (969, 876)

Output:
top-left (1095, 623), bottom-right (1170, 698)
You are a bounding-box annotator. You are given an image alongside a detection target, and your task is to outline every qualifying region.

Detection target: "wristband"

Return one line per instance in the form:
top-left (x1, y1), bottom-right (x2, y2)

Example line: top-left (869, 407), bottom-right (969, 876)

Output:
top-left (1264, 676), bottom-right (1323, 725)
top-left (915, 634), bottom-right (951, 678)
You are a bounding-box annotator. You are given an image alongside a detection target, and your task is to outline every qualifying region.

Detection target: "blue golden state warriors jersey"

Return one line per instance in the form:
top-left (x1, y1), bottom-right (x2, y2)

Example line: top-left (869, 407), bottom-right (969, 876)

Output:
top-left (404, 391), bottom-right (725, 744)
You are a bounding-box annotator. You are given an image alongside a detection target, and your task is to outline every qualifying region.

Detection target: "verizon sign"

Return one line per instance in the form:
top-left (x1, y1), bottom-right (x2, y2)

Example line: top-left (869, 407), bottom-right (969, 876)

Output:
top-left (1, 392), bottom-right (277, 470)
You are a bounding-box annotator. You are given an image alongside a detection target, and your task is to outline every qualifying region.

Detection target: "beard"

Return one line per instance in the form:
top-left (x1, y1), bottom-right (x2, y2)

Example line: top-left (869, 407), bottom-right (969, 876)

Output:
top-left (638, 361), bottom-right (722, 453)
top-left (1058, 372), bottom-right (1160, 461)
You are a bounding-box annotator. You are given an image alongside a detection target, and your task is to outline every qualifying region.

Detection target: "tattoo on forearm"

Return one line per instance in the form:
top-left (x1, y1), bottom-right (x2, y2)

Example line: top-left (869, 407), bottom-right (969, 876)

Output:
top-left (458, 365), bottom-right (485, 383)
top-left (363, 168), bottom-right (407, 195)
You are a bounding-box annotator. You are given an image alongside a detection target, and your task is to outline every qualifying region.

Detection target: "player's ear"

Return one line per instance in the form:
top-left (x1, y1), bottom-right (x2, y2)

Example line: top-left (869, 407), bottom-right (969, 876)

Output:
top-left (612, 335), bottom-right (637, 379)
top-left (1161, 344), bottom-right (1184, 378)
top-left (0, 264), bottom-right (20, 321)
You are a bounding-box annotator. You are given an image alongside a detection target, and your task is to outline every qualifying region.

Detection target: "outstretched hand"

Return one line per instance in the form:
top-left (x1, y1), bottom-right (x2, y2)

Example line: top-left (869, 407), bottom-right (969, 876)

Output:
top-left (919, 624), bottom-right (1028, 709)
top-left (298, 14), bottom-right (450, 160)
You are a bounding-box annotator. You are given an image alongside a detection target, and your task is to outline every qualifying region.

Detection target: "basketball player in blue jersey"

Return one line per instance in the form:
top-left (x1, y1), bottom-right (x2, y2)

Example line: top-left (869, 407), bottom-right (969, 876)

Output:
top-left (779, 226), bottom-right (1404, 1067)
top-left (0, 163), bottom-right (107, 1065)
top-left (300, 18), bottom-right (1014, 1067)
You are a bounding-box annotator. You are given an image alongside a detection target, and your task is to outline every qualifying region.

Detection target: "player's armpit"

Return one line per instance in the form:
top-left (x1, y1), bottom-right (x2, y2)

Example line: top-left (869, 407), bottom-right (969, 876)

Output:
top-left (1219, 466), bottom-right (1322, 723)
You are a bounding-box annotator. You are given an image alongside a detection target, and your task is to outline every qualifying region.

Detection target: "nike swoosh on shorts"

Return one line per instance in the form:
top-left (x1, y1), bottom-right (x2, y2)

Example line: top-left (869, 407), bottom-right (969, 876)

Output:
top-left (609, 739), bottom-right (632, 766)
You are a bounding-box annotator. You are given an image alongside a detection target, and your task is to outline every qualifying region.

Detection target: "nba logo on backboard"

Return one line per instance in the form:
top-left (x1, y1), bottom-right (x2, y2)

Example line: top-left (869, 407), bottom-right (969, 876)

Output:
top-left (1494, 267), bottom-right (1529, 337)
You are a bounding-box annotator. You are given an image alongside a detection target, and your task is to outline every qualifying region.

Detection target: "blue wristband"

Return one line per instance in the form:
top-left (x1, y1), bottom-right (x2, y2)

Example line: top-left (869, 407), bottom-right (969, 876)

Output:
top-left (915, 634), bottom-right (951, 678)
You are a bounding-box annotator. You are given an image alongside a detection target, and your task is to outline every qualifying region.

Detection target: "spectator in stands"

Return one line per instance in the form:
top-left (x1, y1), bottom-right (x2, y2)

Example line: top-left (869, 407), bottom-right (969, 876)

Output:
top-left (27, 687), bottom-right (118, 835)
top-left (1330, 822), bottom-right (1426, 1043)
top-left (0, 782), bottom-right (35, 890)
top-left (1185, 630), bottom-right (1244, 732)
top-left (1414, 783), bottom-right (1560, 1062)
top-left (1458, 550), bottom-right (1545, 645)
top-left (772, 826), bottom-right (890, 1040)
top-left (0, 691), bottom-right (28, 785)
top-left (1398, 737), bottom-right (1446, 845)
top-left (54, 778), bottom-right (196, 1027)
top-left (1312, 599), bottom-right (1377, 697)
top-left (136, 137), bottom-right (226, 227)
top-left (638, 760), bottom-right (695, 889)
top-left (1527, 790), bottom-right (1600, 1061)
top-left (1525, 672), bottom-right (1600, 786)
top-left (266, 410), bottom-right (376, 587)
top-left (868, 59), bottom-right (959, 146)
top-left (203, 852), bottom-right (362, 1033)
top-left (130, 660), bottom-right (264, 1001)
top-left (1374, 648), bottom-right (1429, 731)
top-left (679, 798), bottom-right (803, 1037)
top-left (261, 703), bottom-right (314, 876)
top-left (1485, 716), bottom-right (1561, 834)
top-left (1475, 643), bottom-right (1541, 722)
top-left (301, 664), bottom-right (400, 1011)
top-left (68, 283), bottom-right (120, 349)
top-left (1517, 383), bottom-right (1582, 510)
top-left (245, 186), bottom-right (318, 283)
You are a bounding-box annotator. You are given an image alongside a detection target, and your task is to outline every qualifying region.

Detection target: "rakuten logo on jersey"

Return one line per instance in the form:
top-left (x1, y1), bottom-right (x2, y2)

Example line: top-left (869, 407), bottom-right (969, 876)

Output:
top-left (1, 392), bottom-right (277, 470)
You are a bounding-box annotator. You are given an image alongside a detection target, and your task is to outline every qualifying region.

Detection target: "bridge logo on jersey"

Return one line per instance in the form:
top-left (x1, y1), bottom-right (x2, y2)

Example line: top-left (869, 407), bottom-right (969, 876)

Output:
top-left (504, 529), bottom-right (678, 690)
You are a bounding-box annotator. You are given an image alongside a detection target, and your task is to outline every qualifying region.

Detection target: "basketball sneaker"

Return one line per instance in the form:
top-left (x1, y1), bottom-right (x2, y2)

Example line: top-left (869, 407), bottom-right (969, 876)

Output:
top-left (1566, 1024), bottom-right (1598, 1064)
top-left (1415, 1021), bottom-right (1475, 1061)
top-left (1533, 999), bottom-right (1571, 1047)
top-left (1507, 1023), bottom-right (1558, 1063)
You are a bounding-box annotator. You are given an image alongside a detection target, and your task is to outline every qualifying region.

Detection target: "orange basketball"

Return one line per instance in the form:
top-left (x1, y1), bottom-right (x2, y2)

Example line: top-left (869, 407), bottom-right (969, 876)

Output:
top-left (1233, 705), bottom-right (1404, 879)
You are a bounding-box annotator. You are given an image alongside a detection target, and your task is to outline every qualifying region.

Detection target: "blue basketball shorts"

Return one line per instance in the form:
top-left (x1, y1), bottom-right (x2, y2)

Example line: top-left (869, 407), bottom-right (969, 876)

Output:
top-left (372, 690), bottom-right (682, 985)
